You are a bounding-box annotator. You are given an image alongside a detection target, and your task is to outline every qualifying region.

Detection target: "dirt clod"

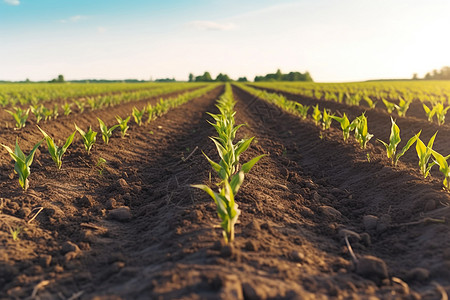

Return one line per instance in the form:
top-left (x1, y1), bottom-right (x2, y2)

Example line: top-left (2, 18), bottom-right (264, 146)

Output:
top-left (363, 215), bottom-right (378, 231)
top-left (355, 255), bottom-right (389, 284)
top-left (320, 205), bottom-right (343, 220)
top-left (108, 206), bottom-right (132, 222)
top-left (290, 250), bottom-right (305, 262)
top-left (61, 241), bottom-right (80, 254)
top-left (77, 195), bottom-right (94, 208)
top-left (406, 267), bottom-right (430, 282)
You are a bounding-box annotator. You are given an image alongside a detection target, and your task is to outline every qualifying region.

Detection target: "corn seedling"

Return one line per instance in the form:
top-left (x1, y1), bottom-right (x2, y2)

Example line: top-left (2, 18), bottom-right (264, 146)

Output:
top-left (1, 138), bottom-right (42, 191)
top-left (10, 226), bottom-right (22, 241)
top-left (433, 103), bottom-right (450, 125)
top-left (312, 104), bottom-right (322, 125)
top-left (96, 157), bottom-right (106, 175)
top-left (30, 104), bottom-right (45, 123)
top-left (382, 98), bottom-right (395, 114)
top-left (331, 113), bottom-right (351, 142)
top-left (377, 117), bottom-right (419, 166)
top-left (98, 118), bottom-right (119, 144)
top-left (193, 86), bottom-right (264, 243)
top-left (294, 103), bottom-right (309, 119)
top-left (116, 115), bottom-right (131, 138)
top-left (192, 179), bottom-right (240, 244)
top-left (321, 109), bottom-right (334, 130)
top-left (37, 126), bottom-right (76, 169)
top-left (63, 102), bottom-right (72, 116)
top-left (431, 150), bottom-right (450, 190)
top-left (75, 124), bottom-right (97, 154)
top-left (395, 97), bottom-right (411, 117)
top-left (132, 106), bottom-right (145, 126)
top-left (423, 104), bottom-right (436, 122)
top-left (6, 107), bottom-right (30, 129)
top-left (52, 104), bottom-right (59, 119)
top-left (74, 100), bottom-right (86, 113)
top-left (363, 96), bottom-right (377, 109)
top-left (415, 131), bottom-right (438, 178)
top-left (353, 113), bottom-right (373, 149)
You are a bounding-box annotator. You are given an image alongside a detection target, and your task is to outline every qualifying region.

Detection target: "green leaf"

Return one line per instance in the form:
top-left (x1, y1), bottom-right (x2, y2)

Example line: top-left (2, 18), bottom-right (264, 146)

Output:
top-left (242, 154), bottom-right (266, 173)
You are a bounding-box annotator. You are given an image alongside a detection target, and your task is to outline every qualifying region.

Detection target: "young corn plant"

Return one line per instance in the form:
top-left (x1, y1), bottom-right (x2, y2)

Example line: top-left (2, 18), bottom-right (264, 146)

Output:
top-left (294, 103), bottom-right (309, 119)
top-left (1, 138), bottom-right (42, 191)
top-left (116, 115), bottom-right (131, 138)
top-left (132, 106), bottom-right (145, 126)
top-left (30, 104), bottom-right (45, 124)
top-left (321, 109), bottom-right (334, 130)
top-left (6, 107), bottom-right (30, 129)
top-left (312, 104), bottom-right (322, 125)
top-left (353, 113), bottom-right (373, 149)
top-left (431, 150), bottom-right (450, 190)
top-left (415, 131), bottom-right (438, 178)
top-left (423, 103), bottom-right (436, 123)
top-left (331, 113), bottom-right (352, 142)
top-left (377, 117), bottom-right (419, 166)
top-left (433, 103), bottom-right (450, 125)
top-left (395, 97), bottom-right (411, 117)
top-left (98, 118), bottom-right (119, 144)
top-left (193, 87), bottom-right (264, 243)
top-left (74, 100), bottom-right (86, 113)
top-left (62, 102), bottom-right (72, 116)
top-left (75, 124), bottom-right (97, 154)
top-left (382, 98), bottom-right (396, 114)
top-left (37, 126), bottom-right (76, 169)
top-left (363, 96), bottom-right (377, 109)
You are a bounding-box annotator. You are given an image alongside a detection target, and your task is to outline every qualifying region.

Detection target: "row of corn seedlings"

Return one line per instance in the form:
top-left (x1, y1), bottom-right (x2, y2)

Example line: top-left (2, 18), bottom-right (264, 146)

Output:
top-left (1, 84), bottom-right (219, 191)
top-left (4, 83), bottom-right (208, 130)
top-left (237, 83), bottom-right (450, 191)
top-left (250, 82), bottom-right (450, 125)
top-left (192, 83), bottom-right (265, 244)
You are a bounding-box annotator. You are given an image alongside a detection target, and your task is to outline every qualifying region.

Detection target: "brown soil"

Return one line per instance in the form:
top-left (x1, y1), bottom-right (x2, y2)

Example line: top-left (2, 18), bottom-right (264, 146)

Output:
top-left (0, 84), bottom-right (449, 299)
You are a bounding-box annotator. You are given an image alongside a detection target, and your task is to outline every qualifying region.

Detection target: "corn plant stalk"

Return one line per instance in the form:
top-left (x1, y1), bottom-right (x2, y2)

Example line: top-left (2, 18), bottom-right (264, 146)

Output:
top-left (75, 124), bottom-right (97, 154)
top-left (98, 118), bottom-right (119, 144)
top-left (353, 113), bottom-right (373, 149)
top-left (132, 106), bottom-right (145, 126)
top-left (331, 113), bottom-right (351, 142)
top-left (1, 138), bottom-right (42, 191)
top-left (382, 98), bottom-right (395, 114)
top-left (37, 126), bottom-right (76, 169)
top-left (6, 107), bottom-right (30, 129)
top-left (116, 115), bottom-right (131, 138)
top-left (312, 104), bottom-right (322, 125)
top-left (431, 150), bottom-right (450, 190)
top-left (415, 131), bottom-right (438, 178)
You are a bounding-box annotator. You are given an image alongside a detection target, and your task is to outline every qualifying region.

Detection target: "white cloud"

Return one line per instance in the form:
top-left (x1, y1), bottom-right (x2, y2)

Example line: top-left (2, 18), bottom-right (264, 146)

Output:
top-left (4, 0), bottom-right (20, 5)
top-left (189, 20), bottom-right (237, 31)
top-left (97, 27), bottom-right (107, 33)
top-left (59, 15), bottom-right (87, 23)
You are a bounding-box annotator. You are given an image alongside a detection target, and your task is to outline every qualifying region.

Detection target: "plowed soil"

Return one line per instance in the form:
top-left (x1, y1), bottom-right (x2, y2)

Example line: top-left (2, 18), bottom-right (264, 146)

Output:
top-left (1, 84), bottom-right (449, 299)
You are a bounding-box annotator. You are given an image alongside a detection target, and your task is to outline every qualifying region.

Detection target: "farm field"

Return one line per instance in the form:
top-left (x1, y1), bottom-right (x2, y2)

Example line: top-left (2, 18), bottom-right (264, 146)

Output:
top-left (1, 81), bottom-right (450, 299)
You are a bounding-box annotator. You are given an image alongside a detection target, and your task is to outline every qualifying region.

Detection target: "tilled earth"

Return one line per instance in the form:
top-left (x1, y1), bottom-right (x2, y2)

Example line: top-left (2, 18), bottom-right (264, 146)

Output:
top-left (0, 84), bottom-right (449, 299)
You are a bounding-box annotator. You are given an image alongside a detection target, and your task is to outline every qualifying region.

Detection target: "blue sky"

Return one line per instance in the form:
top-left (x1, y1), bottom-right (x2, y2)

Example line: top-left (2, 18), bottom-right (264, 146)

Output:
top-left (1, 0), bottom-right (449, 82)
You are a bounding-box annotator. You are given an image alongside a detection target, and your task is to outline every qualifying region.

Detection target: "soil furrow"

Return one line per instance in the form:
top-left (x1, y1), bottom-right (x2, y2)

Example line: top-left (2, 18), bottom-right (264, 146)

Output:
top-left (231, 85), bottom-right (450, 298)
top-left (249, 86), bottom-right (450, 167)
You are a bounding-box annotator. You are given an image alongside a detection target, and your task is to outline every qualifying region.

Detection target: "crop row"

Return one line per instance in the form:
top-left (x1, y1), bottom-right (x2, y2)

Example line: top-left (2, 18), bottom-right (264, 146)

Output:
top-left (192, 83), bottom-right (264, 243)
top-left (0, 82), bottom-right (205, 107)
top-left (237, 83), bottom-right (450, 191)
top-left (1, 84), bottom-right (219, 191)
top-left (251, 81), bottom-right (450, 126)
top-left (4, 83), bottom-right (207, 130)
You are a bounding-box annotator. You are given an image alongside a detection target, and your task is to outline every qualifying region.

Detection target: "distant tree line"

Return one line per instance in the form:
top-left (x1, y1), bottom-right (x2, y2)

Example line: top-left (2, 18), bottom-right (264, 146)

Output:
top-left (424, 66), bottom-right (450, 80)
top-left (188, 72), bottom-right (232, 82)
top-left (254, 69), bottom-right (313, 82)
